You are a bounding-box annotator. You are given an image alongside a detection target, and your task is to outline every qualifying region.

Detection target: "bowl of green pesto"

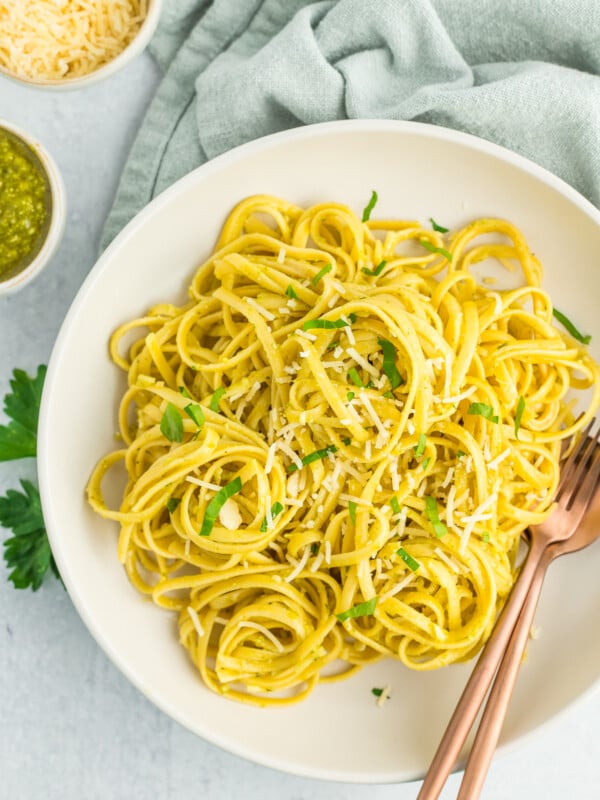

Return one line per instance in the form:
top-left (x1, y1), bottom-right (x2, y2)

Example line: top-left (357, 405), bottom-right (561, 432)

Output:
top-left (0, 120), bottom-right (65, 294)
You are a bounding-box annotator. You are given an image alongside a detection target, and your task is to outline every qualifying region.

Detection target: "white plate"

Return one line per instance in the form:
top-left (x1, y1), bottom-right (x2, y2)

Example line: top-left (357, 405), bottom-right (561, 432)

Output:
top-left (38, 120), bottom-right (600, 783)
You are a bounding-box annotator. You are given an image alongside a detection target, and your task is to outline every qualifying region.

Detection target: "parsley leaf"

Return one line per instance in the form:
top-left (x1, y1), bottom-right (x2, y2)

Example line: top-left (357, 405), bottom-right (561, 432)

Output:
top-left (0, 480), bottom-right (58, 590)
top-left (166, 497), bottom-right (181, 513)
top-left (514, 396), bottom-right (525, 439)
top-left (303, 318), bottom-right (349, 331)
top-left (425, 496), bottom-right (447, 538)
top-left (0, 365), bottom-right (46, 461)
top-left (287, 445), bottom-right (337, 473)
top-left (285, 284), bottom-right (298, 300)
top-left (397, 546), bottom-right (420, 572)
top-left (210, 387), bottom-right (226, 413)
top-left (378, 338), bottom-right (403, 389)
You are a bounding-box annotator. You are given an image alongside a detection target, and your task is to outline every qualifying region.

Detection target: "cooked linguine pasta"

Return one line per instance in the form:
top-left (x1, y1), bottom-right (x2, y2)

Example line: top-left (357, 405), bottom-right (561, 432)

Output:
top-left (87, 194), bottom-right (600, 706)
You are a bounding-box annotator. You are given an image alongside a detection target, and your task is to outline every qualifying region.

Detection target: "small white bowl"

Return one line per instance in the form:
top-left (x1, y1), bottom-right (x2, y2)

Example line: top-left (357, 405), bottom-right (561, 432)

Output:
top-left (0, 0), bottom-right (163, 91)
top-left (0, 120), bottom-right (66, 295)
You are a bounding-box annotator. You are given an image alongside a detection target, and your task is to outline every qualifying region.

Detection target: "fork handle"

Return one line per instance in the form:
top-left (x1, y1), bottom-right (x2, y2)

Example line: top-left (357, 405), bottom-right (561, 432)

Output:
top-left (417, 535), bottom-right (548, 800)
top-left (456, 553), bottom-right (551, 799)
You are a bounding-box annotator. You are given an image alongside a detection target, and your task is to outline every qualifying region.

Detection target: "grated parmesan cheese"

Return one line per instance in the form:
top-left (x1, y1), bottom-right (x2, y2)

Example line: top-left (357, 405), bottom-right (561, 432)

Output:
top-left (0, 0), bottom-right (149, 82)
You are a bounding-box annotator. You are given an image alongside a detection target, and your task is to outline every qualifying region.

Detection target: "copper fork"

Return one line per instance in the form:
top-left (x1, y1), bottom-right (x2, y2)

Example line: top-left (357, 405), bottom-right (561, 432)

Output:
top-left (418, 422), bottom-right (600, 800)
top-left (456, 461), bottom-right (600, 797)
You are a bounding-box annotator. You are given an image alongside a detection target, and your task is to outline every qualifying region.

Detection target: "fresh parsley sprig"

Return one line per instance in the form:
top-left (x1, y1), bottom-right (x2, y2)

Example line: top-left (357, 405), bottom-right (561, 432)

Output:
top-left (0, 365), bottom-right (46, 460)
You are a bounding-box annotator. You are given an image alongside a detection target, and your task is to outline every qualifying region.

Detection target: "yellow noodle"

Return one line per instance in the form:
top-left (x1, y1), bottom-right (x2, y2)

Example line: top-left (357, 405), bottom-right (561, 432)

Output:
top-left (87, 195), bottom-right (600, 706)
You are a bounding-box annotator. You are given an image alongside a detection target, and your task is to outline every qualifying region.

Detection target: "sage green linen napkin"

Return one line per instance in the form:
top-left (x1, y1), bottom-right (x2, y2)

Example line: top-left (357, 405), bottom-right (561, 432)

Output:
top-left (102, 0), bottom-right (600, 247)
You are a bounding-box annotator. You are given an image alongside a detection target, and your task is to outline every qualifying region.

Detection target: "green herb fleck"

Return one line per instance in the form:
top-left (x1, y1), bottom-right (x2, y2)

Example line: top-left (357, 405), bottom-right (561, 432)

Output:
top-left (425, 496), bottom-right (447, 538)
top-left (348, 501), bottom-right (357, 525)
top-left (347, 391), bottom-right (355, 401)
top-left (310, 542), bottom-right (320, 555)
top-left (285, 284), bottom-right (298, 300)
top-left (336, 596), bottom-right (377, 622)
top-left (482, 532), bottom-right (491, 543)
top-left (361, 190), bottom-right (378, 222)
top-left (179, 385), bottom-right (192, 399)
top-left (514, 395), bottom-right (525, 440)
top-left (303, 317), bottom-right (349, 331)
top-left (420, 239), bottom-right (452, 261)
top-left (422, 457), bottom-right (431, 470)
top-left (348, 367), bottom-right (364, 387)
top-left (415, 433), bottom-right (426, 457)
top-left (166, 497), bottom-right (181, 514)
top-left (260, 501), bottom-right (284, 533)
top-left (372, 687), bottom-right (384, 697)
top-left (468, 402), bottom-right (499, 424)
top-left (397, 546), bottom-right (420, 572)
top-left (362, 260), bottom-right (387, 277)
top-left (199, 477), bottom-right (243, 537)
top-left (552, 308), bottom-right (591, 344)
top-left (429, 217), bottom-right (449, 233)
top-left (210, 387), bottom-right (226, 413)
top-left (327, 341), bottom-right (340, 351)
top-left (312, 264), bottom-right (332, 286)
top-left (287, 445), bottom-right (337, 472)
top-left (184, 403), bottom-right (205, 428)
top-left (390, 496), bottom-right (402, 517)
top-left (342, 437), bottom-right (352, 446)
top-left (383, 390), bottom-right (395, 400)
top-left (457, 450), bottom-right (466, 458)
top-left (378, 338), bottom-right (403, 389)
top-left (160, 403), bottom-right (183, 442)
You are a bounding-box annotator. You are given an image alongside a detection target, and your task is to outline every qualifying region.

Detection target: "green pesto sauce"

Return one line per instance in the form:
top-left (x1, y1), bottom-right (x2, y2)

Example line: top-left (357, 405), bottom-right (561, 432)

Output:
top-left (0, 129), bottom-right (51, 280)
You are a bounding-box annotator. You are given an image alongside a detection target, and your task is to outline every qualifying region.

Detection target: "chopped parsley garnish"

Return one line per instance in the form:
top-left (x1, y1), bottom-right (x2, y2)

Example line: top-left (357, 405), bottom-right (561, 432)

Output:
top-left (361, 190), bottom-right (378, 222)
top-left (336, 596), bottom-right (377, 622)
top-left (178, 385), bottom-right (192, 399)
top-left (362, 260), bottom-right (387, 277)
top-left (287, 444), bottom-right (337, 472)
top-left (0, 365), bottom-right (45, 460)
top-left (397, 546), bottom-right (420, 572)
top-left (383, 391), bottom-right (395, 400)
top-left (184, 403), bottom-right (205, 428)
top-left (468, 402), bottom-right (499, 424)
top-left (348, 367), bottom-right (364, 387)
top-left (166, 497), bottom-right (181, 513)
top-left (303, 317), bottom-right (349, 331)
top-left (371, 687), bottom-right (384, 697)
top-left (0, 479), bottom-right (58, 590)
top-left (348, 501), bottom-right (357, 525)
top-left (312, 264), bottom-right (332, 286)
top-left (552, 308), bottom-right (591, 344)
top-left (419, 239), bottom-right (452, 261)
top-left (310, 542), bottom-right (320, 555)
top-left (378, 338), bottom-right (403, 389)
top-left (209, 387), bottom-right (226, 413)
top-left (199, 477), bottom-right (243, 537)
top-left (285, 284), bottom-right (298, 300)
top-left (260, 501), bottom-right (284, 532)
top-left (415, 433), bottom-right (426, 457)
top-left (425, 496), bottom-right (447, 538)
top-left (342, 437), bottom-right (352, 446)
top-left (347, 391), bottom-right (355, 401)
top-left (390, 496), bottom-right (402, 517)
top-left (160, 402), bottom-right (183, 442)
top-left (481, 532), bottom-right (491, 543)
top-left (514, 395), bottom-right (525, 439)
top-left (327, 341), bottom-right (340, 351)
top-left (421, 457), bottom-right (431, 470)
top-left (429, 217), bottom-right (449, 233)
top-left (457, 450), bottom-right (466, 458)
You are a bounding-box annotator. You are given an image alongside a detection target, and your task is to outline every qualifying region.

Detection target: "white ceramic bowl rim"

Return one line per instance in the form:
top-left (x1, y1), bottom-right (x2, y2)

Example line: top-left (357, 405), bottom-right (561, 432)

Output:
top-left (0, 119), bottom-right (66, 295)
top-left (0, 0), bottom-right (163, 90)
top-left (38, 119), bottom-right (600, 784)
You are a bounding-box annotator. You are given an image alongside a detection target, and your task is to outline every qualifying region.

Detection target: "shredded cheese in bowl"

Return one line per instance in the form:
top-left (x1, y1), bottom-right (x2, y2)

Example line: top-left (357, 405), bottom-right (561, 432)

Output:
top-left (0, 0), bottom-right (156, 87)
